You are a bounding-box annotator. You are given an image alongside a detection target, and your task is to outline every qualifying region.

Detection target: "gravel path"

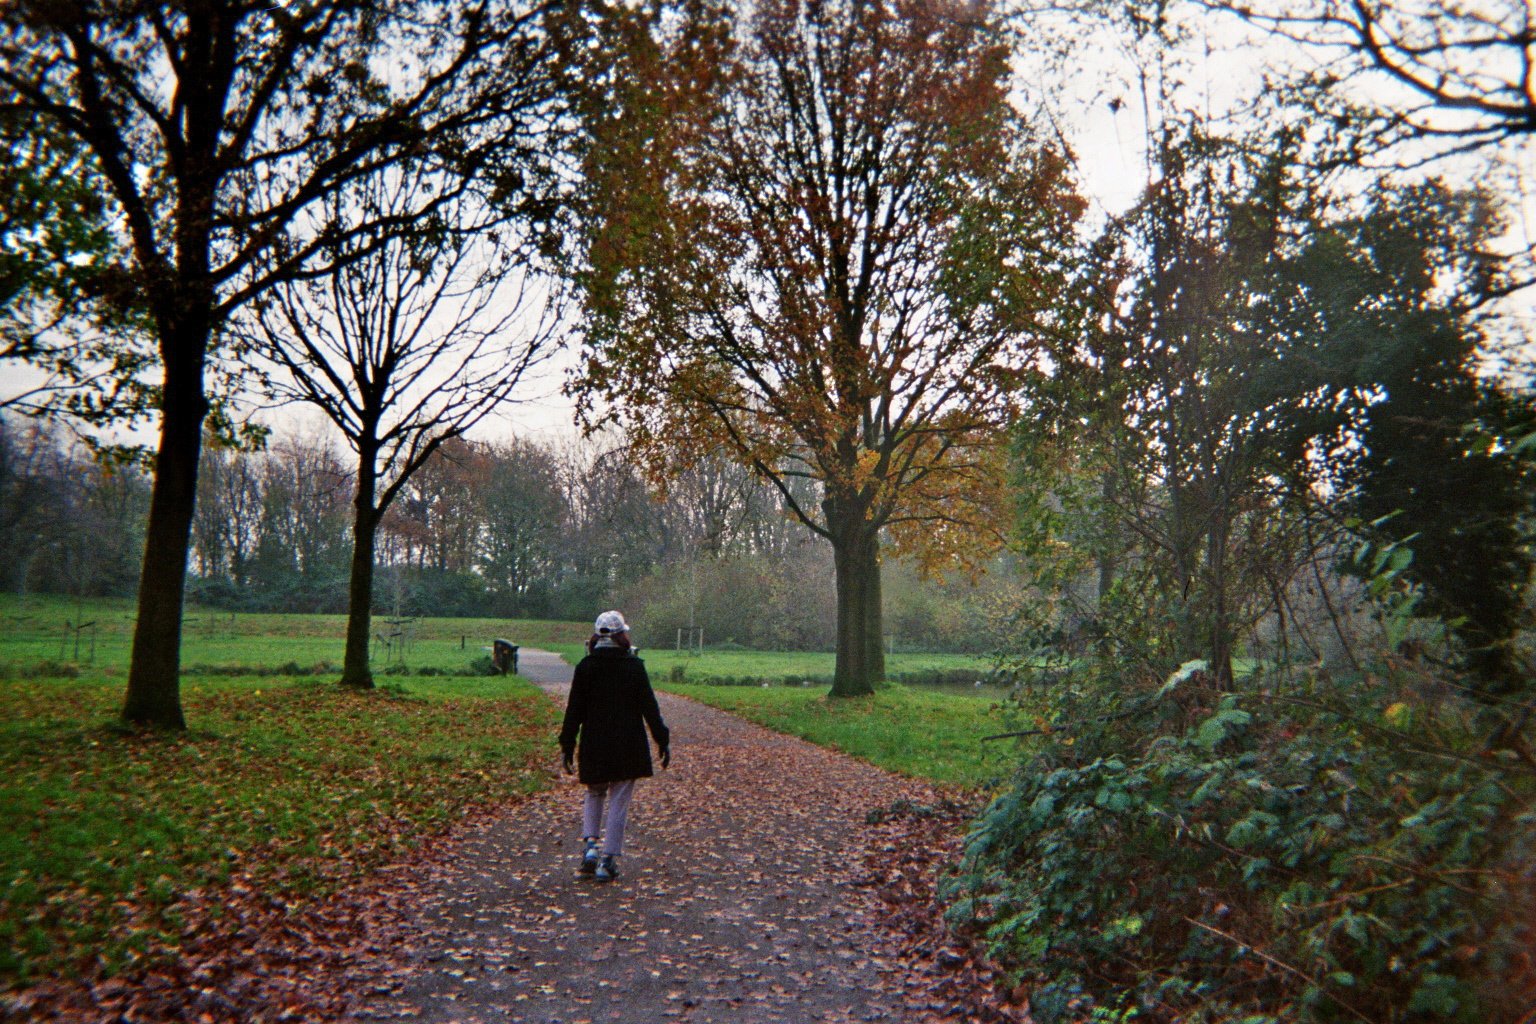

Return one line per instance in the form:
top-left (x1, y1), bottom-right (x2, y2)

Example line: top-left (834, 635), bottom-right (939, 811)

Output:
top-left (346, 648), bottom-right (946, 1024)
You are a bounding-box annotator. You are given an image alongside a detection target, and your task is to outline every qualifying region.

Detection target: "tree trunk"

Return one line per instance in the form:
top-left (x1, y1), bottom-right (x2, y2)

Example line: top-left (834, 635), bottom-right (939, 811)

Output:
top-left (341, 454), bottom-right (380, 690)
top-left (863, 536), bottom-right (885, 682)
top-left (122, 340), bottom-right (210, 729)
top-left (1206, 517), bottom-right (1235, 690)
top-left (830, 519), bottom-right (884, 698)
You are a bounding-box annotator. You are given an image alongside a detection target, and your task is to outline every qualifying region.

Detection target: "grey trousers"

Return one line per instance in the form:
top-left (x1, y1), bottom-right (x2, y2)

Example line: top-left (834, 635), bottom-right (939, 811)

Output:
top-left (582, 779), bottom-right (637, 856)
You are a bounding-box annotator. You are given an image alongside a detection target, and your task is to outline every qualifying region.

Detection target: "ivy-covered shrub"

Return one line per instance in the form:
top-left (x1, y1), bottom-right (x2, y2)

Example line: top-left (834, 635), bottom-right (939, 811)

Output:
top-left (948, 663), bottom-right (1534, 1023)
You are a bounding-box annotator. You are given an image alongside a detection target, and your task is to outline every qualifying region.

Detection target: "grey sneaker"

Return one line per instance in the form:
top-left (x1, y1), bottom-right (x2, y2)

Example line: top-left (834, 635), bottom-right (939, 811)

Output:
top-left (578, 841), bottom-right (600, 875)
top-left (595, 854), bottom-right (619, 882)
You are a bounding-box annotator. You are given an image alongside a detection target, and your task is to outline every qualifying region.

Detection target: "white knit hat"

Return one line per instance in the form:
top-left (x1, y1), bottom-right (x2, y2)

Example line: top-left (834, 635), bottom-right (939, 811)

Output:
top-left (594, 610), bottom-right (630, 635)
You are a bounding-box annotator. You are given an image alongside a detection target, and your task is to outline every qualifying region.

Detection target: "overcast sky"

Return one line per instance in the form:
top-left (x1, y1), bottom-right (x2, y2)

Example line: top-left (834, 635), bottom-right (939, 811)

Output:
top-left (6, 4), bottom-right (1531, 448)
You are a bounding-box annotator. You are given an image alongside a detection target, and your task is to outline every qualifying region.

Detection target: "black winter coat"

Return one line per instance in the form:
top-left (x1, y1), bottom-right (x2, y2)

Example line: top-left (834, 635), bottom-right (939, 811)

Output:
top-left (559, 647), bottom-right (670, 785)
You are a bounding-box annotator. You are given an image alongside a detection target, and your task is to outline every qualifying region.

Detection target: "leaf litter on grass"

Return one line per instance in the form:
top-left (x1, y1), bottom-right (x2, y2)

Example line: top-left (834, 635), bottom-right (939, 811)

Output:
top-left (0, 677), bottom-right (555, 1022)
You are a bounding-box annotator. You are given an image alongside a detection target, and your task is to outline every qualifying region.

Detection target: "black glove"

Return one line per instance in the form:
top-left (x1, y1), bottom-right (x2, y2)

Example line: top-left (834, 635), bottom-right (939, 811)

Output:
top-left (659, 745), bottom-right (671, 769)
top-left (562, 751), bottom-right (575, 775)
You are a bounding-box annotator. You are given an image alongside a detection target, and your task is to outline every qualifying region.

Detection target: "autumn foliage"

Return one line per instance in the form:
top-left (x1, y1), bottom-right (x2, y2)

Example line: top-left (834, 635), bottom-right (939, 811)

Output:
top-left (567, 0), bottom-right (1084, 696)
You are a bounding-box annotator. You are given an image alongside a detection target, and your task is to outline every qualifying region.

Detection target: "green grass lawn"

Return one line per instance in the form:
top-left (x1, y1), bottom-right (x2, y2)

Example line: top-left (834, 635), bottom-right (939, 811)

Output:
top-left (0, 593), bottom-right (591, 677)
top-left (658, 681), bottom-right (1016, 789)
top-left (0, 665), bottom-right (558, 988)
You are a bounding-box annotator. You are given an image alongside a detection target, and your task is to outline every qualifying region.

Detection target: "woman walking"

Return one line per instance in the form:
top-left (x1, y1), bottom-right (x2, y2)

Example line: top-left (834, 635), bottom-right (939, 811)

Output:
top-left (559, 610), bottom-right (670, 882)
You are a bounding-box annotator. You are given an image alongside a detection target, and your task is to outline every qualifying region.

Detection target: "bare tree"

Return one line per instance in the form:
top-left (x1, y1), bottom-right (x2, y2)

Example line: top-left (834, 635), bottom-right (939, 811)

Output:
top-left (477, 437), bottom-right (568, 615)
top-left (1, 0), bottom-right (565, 727)
top-left (238, 168), bottom-right (559, 689)
top-left (1206, 1), bottom-right (1536, 161)
top-left (0, 415), bottom-right (150, 599)
top-left (192, 443), bottom-right (264, 587)
top-left (251, 433), bottom-right (354, 590)
top-left (659, 452), bottom-right (763, 561)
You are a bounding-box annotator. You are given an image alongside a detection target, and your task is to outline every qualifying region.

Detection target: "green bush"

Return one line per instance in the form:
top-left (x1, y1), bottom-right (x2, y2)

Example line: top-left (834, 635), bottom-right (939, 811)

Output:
top-left (949, 662), bottom-right (1534, 1023)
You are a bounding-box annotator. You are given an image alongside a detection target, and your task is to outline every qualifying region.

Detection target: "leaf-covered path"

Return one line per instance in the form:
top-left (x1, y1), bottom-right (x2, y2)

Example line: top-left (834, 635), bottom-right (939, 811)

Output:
top-left (345, 649), bottom-right (966, 1024)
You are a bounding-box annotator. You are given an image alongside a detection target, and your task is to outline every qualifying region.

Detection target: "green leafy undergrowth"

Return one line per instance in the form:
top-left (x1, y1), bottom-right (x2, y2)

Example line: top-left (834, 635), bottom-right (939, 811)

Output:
top-left (659, 681), bottom-right (1007, 788)
top-left (0, 673), bottom-right (556, 988)
top-left (950, 664), bottom-right (1534, 1023)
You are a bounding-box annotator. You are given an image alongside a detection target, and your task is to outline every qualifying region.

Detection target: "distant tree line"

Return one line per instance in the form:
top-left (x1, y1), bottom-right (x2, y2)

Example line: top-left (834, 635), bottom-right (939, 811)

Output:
top-left (184, 432), bottom-right (818, 624)
top-left (0, 417), bottom-right (149, 599)
top-left (0, 415), bottom-right (1008, 652)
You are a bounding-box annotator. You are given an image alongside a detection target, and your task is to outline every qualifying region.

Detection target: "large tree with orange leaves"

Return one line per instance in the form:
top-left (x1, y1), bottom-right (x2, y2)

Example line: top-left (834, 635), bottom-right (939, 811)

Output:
top-left (569, 0), bottom-right (1083, 696)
